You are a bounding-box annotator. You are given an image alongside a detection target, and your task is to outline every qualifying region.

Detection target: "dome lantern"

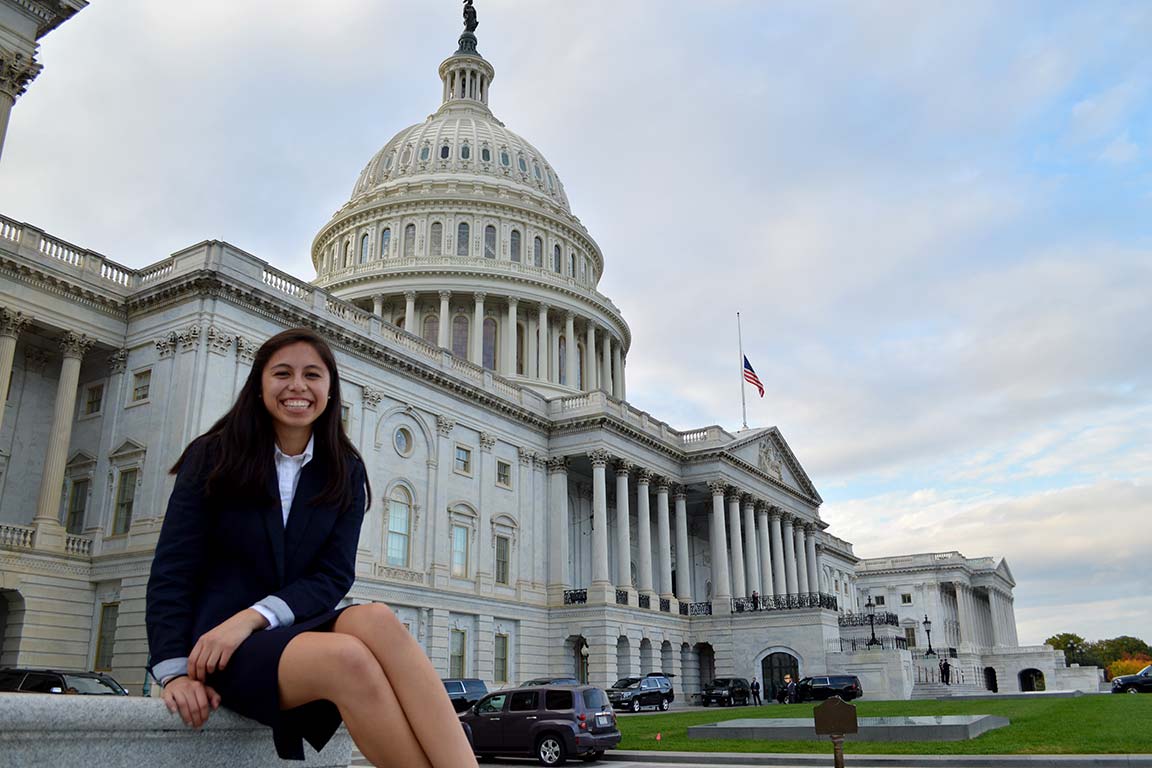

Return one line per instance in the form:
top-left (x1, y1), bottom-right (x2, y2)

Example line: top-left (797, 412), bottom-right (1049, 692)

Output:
top-left (439, 0), bottom-right (494, 110)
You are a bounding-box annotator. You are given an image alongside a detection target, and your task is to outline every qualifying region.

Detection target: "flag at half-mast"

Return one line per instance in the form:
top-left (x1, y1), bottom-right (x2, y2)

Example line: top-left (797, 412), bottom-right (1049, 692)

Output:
top-left (743, 356), bottom-right (764, 398)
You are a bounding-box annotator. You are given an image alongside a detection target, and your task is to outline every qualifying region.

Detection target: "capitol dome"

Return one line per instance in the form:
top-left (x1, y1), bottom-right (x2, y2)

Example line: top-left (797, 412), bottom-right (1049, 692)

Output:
top-left (310, 16), bottom-right (630, 399)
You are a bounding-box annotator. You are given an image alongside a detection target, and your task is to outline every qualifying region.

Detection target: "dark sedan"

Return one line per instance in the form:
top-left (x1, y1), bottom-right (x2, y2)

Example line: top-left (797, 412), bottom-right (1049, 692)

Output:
top-left (0, 668), bottom-right (128, 695)
top-left (1111, 665), bottom-right (1152, 694)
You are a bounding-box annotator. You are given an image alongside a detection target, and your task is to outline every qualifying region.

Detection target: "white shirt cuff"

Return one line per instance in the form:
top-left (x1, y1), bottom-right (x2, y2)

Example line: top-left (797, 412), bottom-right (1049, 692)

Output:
top-left (251, 603), bottom-right (280, 630)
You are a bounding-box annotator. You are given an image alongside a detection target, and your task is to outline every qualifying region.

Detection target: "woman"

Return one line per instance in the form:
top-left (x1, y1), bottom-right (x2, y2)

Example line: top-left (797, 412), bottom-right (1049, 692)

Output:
top-left (146, 328), bottom-right (477, 767)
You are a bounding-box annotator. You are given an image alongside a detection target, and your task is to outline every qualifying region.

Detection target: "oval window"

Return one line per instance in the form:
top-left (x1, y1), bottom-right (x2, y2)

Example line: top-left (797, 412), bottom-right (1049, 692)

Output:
top-left (384, 151), bottom-right (395, 170)
top-left (533, 162), bottom-right (542, 180)
top-left (400, 146), bottom-right (412, 165)
top-left (461, 144), bottom-right (471, 160)
top-left (394, 427), bottom-right (414, 457)
top-left (500, 150), bottom-right (511, 167)
top-left (420, 145), bottom-right (430, 161)
top-left (518, 155), bottom-right (528, 173)
top-left (441, 144), bottom-right (451, 160)
top-left (481, 147), bottom-right (491, 162)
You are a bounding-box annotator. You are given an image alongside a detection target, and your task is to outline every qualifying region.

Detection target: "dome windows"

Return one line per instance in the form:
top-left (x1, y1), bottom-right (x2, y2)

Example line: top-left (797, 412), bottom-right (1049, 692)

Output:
top-left (481, 146), bottom-right (491, 163)
top-left (404, 224), bottom-right (416, 258)
top-left (441, 144), bottom-right (451, 160)
top-left (457, 223), bottom-right (470, 257)
top-left (533, 162), bottom-right (542, 181)
top-left (533, 237), bottom-right (543, 268)
top-left (384, 151), bottom-right (395, 170)
top-left (484, 225), bottom-right (497, 259)
top-left (379, 227), bottom-right (391, 257)
top-left (568, 252), bottom-right (576, 277)
top-left (430, 222), bottom-right (443, 257)
top-left (482, 317), bottom-right (498, 371)
top-left (360, 234), bottom-right (370, 264)
top-left (461, 143), bottom-right (471, 161)
top-left (451, 315), bottom-right (469, 357)
top-left (546, 170), bottom-right (554, 192)
top-left (420, 145), bottom-right (431, 162)
top-left (500, 149), bottom-right (510, 167)
top-left (510, 229), bottom-right (521, 263)
top-left (400, 145), bottom-right (413, 166)
top-left (553, 244), bottom-right (562, 273)
top-left (517, 154), bottom-right (528, 174)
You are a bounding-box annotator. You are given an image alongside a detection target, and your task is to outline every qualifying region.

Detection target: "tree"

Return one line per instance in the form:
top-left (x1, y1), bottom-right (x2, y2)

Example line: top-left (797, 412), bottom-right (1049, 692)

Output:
top-left (1107, 654), bottom-right (1151, 680)
top-left (1093, 636), bottom-right (1152, 667)
top-left (1045, 633), bottom-right (1092, 665)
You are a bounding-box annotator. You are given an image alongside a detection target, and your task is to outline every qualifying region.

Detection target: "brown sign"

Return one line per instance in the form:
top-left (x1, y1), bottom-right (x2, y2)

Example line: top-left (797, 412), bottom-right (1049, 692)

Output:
top-left (813, 696), bottom-right (858, 735)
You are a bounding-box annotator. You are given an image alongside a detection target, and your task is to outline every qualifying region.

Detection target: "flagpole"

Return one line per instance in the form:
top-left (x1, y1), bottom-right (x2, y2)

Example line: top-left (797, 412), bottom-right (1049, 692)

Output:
top-left (737, 312), bottom-right (748, 430)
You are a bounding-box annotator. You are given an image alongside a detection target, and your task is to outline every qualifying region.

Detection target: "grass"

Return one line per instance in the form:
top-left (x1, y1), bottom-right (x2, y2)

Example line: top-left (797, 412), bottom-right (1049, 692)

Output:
top-left (616, 696), bottom-right (1152, 755)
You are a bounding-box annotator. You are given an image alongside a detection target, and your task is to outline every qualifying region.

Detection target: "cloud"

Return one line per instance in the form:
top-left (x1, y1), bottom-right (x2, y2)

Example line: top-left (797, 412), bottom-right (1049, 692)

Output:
top-left (1099, 133), bottom-right (1140, 165)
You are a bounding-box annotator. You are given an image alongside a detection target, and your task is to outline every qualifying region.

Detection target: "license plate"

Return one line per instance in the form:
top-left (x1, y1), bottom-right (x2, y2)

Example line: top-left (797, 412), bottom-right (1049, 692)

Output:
top-left (595, 713), bottom-right (612, 727)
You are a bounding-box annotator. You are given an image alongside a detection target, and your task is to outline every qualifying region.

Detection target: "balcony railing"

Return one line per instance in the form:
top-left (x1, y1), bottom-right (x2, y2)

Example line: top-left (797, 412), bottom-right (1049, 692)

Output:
top-left (829, 636), bottom-right (910, 653)
top-left (679, 602), bottom-right (689, 616)
top-left (638, 594), bottom-right (650, 609)
top-left (688, 601), bottom-right (712, 616)
top-left (615, 589), bottom-right (629, 606)
top-left (563, 589), bottom-right (587, 605)
top-left (837, 610), bottom-right (900, 627)
top-left (732, 593), bottom-right (838, 613)
top-left (659, 598), bottom-right (671, 613)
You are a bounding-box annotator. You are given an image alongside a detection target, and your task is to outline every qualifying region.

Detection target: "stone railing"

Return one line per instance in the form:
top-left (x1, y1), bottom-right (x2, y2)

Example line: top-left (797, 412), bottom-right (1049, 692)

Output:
top-left (0, 213), bottom-right (139, 293)
top-left (65, 534), bottom-right (93, 557)
top-left (0, 523), bottom-right (34, 550)
top-left (838, 610), bottom-right (900, 627)
top-left (0, 692), bottom-right (351, 767)
top-left (734, 593), bottom-right (839, 613)
top-left (548, 391), bottom-right (735, 452)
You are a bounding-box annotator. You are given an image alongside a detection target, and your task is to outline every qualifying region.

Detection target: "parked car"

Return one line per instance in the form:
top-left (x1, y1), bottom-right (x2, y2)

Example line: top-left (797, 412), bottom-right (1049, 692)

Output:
top-left (459, 684), bottom-right (620, 765)
top-left (442, 678), bottom-right (489, 712)
top-left (606, 673), bottom-right (674, 712)
top-left (522, 676), bottom-right (580, 686)
top-left (701, 677), bottom-right (752, 706)
top-left (0, 668), bottom-right (128, 695)
top-left (795, 675), bottom-right (863, 702)
top-left (1111, 665), bottom-right (1152, 694)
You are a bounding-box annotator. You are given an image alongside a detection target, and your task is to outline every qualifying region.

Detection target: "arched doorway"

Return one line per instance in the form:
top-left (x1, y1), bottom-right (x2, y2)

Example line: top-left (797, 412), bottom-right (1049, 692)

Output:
top-left (639, 638), bottom-right (654, 675)
top-left (695, 642), bottom-right (715, 693)
top-left (762, 652), bottom-right (800, 704)
top-left (984, 666), bottom-right (998, 693)
top-left (616, 636), bottom-right (632, 681)
top-left (1019, 668), bottom-right (1045, 692)
top-left (568, 636), bottom-right (589, 684)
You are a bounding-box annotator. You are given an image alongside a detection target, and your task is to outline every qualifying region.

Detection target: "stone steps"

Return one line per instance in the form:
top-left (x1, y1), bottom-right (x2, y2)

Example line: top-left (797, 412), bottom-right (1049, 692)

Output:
top-left (911, 682), bottom-right (988, 699)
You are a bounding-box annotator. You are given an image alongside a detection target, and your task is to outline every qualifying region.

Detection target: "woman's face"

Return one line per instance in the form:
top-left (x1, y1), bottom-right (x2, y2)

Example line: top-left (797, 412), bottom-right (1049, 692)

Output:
top-left (261, 341), bottom-right (331, 434)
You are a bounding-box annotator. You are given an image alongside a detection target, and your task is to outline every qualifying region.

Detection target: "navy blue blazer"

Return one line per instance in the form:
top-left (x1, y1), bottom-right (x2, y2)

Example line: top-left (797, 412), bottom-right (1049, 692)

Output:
top-left (146, 436), bottom-right (367, 678)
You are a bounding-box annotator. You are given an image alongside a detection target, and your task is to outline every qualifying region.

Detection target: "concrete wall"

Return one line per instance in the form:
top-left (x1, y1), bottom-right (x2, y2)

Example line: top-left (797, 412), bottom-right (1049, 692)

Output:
top-left (826, 648), bottom-right (915, 700)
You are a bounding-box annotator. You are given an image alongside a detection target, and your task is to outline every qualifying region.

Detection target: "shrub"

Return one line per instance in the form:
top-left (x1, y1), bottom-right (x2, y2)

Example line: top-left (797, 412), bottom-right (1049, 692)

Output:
top-left (1107, 655), bottom-right (1151, 680)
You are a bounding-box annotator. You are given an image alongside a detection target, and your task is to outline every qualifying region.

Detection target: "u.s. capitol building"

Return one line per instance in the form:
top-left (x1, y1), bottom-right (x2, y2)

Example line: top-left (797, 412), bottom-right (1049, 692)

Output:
top-left (0, 1), bottom-right (1100, 701)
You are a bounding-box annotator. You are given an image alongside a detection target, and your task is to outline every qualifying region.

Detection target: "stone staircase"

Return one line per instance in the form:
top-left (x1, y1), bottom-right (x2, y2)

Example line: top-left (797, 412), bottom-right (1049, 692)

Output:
top-left (911, 681), bottom-right (990, 699)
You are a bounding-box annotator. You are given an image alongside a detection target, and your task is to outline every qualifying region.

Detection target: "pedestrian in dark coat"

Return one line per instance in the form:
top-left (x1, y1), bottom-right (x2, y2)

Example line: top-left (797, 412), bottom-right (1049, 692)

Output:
top-left (750, 676), bottom-right (762, 706)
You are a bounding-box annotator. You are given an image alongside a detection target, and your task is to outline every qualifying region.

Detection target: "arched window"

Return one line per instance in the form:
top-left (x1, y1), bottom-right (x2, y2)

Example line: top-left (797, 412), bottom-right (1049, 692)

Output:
top-left (580, 258), bottom-right (587, 282)
top-left (500, 150), bottom-right (511, 167)
top-left (384, 151), bottom-right (395, 170)
top-left (553, 244), bottom-right (562, 273)
top-left (422, 315), bottom-right (439, 344)
top-left (568, 253), bottom-right (576, 276)
top-left (461, 143), bottom-right (471, 160)
top-left (484, 225), bottom-right (497, 259)
top-left (379, 227), bottom-right (391, 257)
top-left (452, 315), bottom-right (469, 357)
top-left (386, 486), bottom-right (411, 567)
top-left (518, 154), bottom-right (528, 174)
top-left (577, 342), bottom-right (585, 390)
top-left (457, 223), bottom-right (470, 257)
top-left (343, 241), bottom-right (352, 268)
top-left (482, 317), bottom-right (498, 371)
top-left (400, 145), bottom-right (412, 166)
top-left (429, 222), bottom-right (443, 257)
top-left (533, 237), bottom-right (543, 267)
top-left (558, 335), bottom-right (567, 383)
top-left (481, 146), bottom-right (491, 163)
top-left (509, 229), bottom-right (521, 262)
top-left (360, 234), bottom-right (370, 264)
top-left (420, 144), bottom-right (430, 161)
top-left (440, 144), bottom-right (451, 160)
top-left (404, 223), bottom-right (416, 258)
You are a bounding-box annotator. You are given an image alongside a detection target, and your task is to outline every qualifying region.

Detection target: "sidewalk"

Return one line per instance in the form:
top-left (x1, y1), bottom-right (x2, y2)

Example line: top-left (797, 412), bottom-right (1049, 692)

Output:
top-left (603, 750), bottom-right (1152, 767)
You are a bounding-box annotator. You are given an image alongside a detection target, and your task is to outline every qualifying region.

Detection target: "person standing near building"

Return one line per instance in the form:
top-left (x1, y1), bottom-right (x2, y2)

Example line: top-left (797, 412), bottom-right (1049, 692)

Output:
top-left (750, 676), bottom-right (762, 706)
top-left (941, 658), bottom-right (952, 685)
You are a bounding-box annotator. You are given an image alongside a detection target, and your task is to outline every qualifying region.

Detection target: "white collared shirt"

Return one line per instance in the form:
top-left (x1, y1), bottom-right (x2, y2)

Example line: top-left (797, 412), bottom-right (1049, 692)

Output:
top-left (273, 435), bottom-right (314, 526)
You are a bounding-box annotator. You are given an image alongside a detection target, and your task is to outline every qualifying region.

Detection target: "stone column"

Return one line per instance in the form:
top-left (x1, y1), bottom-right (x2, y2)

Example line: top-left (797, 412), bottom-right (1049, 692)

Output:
top-left (794, 522), bottom-right (809, 594)
top-left (954, 583), bottom-right (976, 651)
top-left (0, 308), bottom-right (29, 436)
top-left (614, 461), bottom-right (633, 592)
top-left (34, 331), bottom-right (93, 550)
top-left (726, 492), bottom-right (746, 599)
top-left (584, 321), bottom-right (597, 391)
top-left (781, 513), bottom-right (798, 595)
top-left (504, 297), bottom-right (519, 376)
top-left (437, 291), bottom-right (451, 348)
top-left (756, 502), bottom-right (774, 599)
top-left (373, 294), bottom-right (385, 317)
top-left (405, 290), bottom-right (417, 333)
top-left (805, 524), bottom-right (820, 596)
top-left (742, 497), bottom-right (760, 597)
top-left (432, 416), bottom-right (456, 587)
top-left (1006, 596), bottom-right (1019, 646)
top-left (600, 331), bottom-right (612, 393)
top-left (655, 480), bottom-right (673, 600)
top-left (612, 341), bottom-right (624, 399)
top-left (674, 488), bottom-right (692, 602)
top-left (550, 317), bottom-right (561, 384)
top-left (769, 508), bottom-right (787, 598)
top-left (0, 49), bottom-right (42, 163)
top-left (471, 292), bottom-right (485, 364)
top-left (635, 469), bottom-right (654, 603)
top-left (547, 456), bottom-right (570, 602)
top-left (708, 481), bottom-right (732, 602)
top-left (589, 450), bottom-right (611, 598)
top-left (564, 312), bottom-right (577, 388)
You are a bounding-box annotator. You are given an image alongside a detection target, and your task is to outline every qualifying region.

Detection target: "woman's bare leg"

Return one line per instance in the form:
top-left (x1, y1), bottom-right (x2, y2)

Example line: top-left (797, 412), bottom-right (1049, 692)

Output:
top-left (334, 604), bottom-right (478, 767)
top-left (279, 631), bottom-right (432, 768)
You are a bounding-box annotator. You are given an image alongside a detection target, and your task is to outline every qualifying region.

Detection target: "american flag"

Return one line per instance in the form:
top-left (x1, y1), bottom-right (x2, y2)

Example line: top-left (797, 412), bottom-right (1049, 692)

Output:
top-left (743, 356), bottom-right (764, 398)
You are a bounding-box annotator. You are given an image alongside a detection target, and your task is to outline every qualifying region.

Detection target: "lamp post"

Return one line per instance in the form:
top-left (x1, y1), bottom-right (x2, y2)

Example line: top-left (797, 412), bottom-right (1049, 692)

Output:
top-left (579, 641), bottom-right (590, 684)
top-left (923, 614), bottom-right (936, 656)
top-left (865, 598), bottom-right (880, 647)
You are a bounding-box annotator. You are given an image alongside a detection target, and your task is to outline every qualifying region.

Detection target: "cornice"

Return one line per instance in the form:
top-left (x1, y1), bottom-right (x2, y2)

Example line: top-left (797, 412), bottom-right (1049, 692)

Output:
top-left (0, 253), bottom-right (128, 320)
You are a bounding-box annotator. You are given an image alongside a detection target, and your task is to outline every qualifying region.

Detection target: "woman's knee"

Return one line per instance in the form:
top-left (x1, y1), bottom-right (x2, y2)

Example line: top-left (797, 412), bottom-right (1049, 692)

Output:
top-left (339, 602), bottom-right (403, 636)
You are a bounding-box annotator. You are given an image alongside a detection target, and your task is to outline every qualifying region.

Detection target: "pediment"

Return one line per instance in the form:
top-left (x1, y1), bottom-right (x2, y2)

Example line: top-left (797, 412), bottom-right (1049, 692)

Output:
top-left (996, 558), bottom-right (1016, 587)
top-left (109, 439), bottom-right (147, 460)
top-left (723, 427), bottom-right (821, 503)
top-left (66, 450), bottom-right (98, 468)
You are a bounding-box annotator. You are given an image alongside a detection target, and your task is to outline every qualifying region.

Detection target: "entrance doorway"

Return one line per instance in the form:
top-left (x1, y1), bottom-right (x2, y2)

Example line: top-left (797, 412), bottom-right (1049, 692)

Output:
top-left (762, 652), bottom-right (799, 704)
top-left (1018, 668), bottom-right (1045, 692)
top-left (984, 666), bottom-right (998, 693)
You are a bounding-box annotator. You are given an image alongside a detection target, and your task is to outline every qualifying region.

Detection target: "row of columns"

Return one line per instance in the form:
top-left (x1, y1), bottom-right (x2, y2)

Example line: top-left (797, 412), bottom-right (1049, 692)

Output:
top-left (0, 308), bottom-right (94, 550)
top-left (371, 291), bottom-right (626, 397)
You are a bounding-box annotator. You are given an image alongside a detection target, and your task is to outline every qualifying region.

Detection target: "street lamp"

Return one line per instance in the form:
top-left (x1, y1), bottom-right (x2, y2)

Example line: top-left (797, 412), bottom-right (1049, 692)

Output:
top-left (923, 614), bottom-right (936, 656)
top-left (865, 598), bottom-right (880, 647)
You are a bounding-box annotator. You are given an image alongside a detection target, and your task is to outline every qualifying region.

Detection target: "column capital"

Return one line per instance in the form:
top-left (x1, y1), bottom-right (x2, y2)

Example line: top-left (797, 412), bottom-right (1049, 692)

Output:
top-left (0, 307), bottom-right (29, 338)
top-left (362, 387), bottom-right (383, 409)
top-left (707, 479), bottom-right (727, 496)
top-left (654, 478), bottom-right (671, 494)
top-left (538, 302), bottom-right (550, 314)
top-left (479, 432), bottom-right (496, 451)
top-left (755, 499), bottom-right (771, 513)
top-left (0, 49), bottom-right (42, 101)
top-left (435, 415), bottom-right (456, 436)
top-left (635, 468), bottom-right (652, 485)
top-left (439, 290), bottom-right (452, 301)
top-left (588, 448), bottom-right (611, 467)
top-left (517, 446), bottom-right (534, 465)
top-left (672, 484), bottom-right (687, 500)
top-left (108, 348), bottom-right (128, 375)
top-left (725, 489), bottom-right (742, 504)
top-left (547, 455), bottom-right (569, 473)
top-left (565, 310), bottom-right (576, 322)
top-left (741, 493), bottom-right (756, 508)
top-left (59, 331), bottom-right (94, 359)
top-left (615, 460), bottom-right (633, 477)
top-left (507, 295), bottom-right (519, 307)
top-left (404, 290), bottom-right (418, 301)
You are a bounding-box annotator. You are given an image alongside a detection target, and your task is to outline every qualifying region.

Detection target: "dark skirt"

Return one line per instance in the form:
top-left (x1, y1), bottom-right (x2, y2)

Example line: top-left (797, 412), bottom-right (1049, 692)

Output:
top-left (207, 607), bottom-right (347, 760)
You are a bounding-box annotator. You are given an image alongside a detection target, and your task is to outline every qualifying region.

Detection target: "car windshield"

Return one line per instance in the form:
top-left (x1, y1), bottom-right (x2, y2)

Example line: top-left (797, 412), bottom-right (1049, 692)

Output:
top-left (62, 675), bottom-right (123, 695)
top-left (710, 678), bottom-right (733, 686)
top-left (1140, 665), bottom-right (1152, 676)
top-left (611, 678), bottom-right (640, 689)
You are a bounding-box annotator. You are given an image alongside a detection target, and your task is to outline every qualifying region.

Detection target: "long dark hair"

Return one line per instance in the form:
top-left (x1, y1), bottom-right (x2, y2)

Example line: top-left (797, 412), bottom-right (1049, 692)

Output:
top-left (171, 328), bottom-right (370, 510)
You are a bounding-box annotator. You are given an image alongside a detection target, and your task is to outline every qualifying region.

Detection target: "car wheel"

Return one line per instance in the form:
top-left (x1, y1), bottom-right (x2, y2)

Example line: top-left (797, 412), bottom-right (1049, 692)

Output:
top-left (661, 697), bottom-right (671, 711)
top-left (1127, 687), bottom-right (1140, 695)
top-left (631, 698), bottom-right (642, 713)
top-left (536, 734), bottom-right (568, 766)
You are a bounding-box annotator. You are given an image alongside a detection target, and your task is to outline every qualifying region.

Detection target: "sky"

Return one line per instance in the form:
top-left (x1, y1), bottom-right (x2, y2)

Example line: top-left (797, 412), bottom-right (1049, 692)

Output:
top-left (1, 1), bottom-right (1149, 647)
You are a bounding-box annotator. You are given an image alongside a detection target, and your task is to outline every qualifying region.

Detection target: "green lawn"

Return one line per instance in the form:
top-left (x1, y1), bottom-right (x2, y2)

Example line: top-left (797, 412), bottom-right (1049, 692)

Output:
top-left (617, 696), bottom-right (1152, 755)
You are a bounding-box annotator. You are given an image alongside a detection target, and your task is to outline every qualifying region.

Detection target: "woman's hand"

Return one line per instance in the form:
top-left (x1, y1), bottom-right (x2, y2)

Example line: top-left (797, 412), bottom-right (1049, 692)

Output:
top-left (188, 608), bottom-right (268, 682)
top-left (162, 676), bottom-right (221, 728)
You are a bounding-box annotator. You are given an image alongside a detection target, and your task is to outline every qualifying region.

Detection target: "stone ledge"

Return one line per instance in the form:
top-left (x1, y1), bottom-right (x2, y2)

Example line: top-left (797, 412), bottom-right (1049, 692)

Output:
top-left (0, 693), bottom-right (352, 768)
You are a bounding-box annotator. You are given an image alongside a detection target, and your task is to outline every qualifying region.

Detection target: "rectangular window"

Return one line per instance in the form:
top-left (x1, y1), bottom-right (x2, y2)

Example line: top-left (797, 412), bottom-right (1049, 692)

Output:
top-left (94, 603), bottom-right (119, 671)
top-left (904, 626), bottom-right (917, 647)
top-left (496, 460), bottom-right (512, 488)
top-left (386, 497), bottom-right (410, 568)
top-left (494, 633), bottom-right (509, 683)
top-left (341, 403), bottom-right (351, 432)
top-left (112, 469), bottom-right (137, 535)
top-left (65, 479), bottom-right (89, 534)
top-left (451, 524), bottom-right (469, 578)
top-left (84, 383), bottom-right (104, 415)
top-left (873, 595), bottom-right (885, 606)
top-left (449, 629), bottom-right (466, 678)
top-left (454, 445), bottom-right (472, 475)
top-left (131, 370), bottom-right (151, 402)
top-left (495, 535), bottom-right (510, 585)
top-left (901, 593), bottom-right (913, 605)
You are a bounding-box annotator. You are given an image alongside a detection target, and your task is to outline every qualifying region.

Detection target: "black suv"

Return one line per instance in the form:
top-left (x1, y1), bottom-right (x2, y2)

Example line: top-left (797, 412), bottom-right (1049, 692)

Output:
top-left (442, 678), bottom-right (489, 712)
top-left (459, 684), bottom-right (620, 765)
top-left (796, 674), bottom-right (863, 702)
top-left (607, 673), bottom-right (675, 712)
top-left (1111, 665), bottom-right (1152, 694)
top-left (523, 676), bottom-right (580, 686)
top-left (701, 677), bottom-right (752, 706)
top-left (0, 668), bottom-right (128, 695)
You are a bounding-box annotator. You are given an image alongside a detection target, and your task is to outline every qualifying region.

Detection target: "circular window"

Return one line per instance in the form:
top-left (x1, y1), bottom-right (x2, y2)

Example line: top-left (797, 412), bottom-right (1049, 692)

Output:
top-left (394, 427), bottom-right (414, 457)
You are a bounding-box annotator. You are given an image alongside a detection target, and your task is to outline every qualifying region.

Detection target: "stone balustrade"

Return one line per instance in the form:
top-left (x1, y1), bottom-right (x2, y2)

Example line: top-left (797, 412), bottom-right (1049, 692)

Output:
top-left (0, 693), bottom-right (351, 768)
